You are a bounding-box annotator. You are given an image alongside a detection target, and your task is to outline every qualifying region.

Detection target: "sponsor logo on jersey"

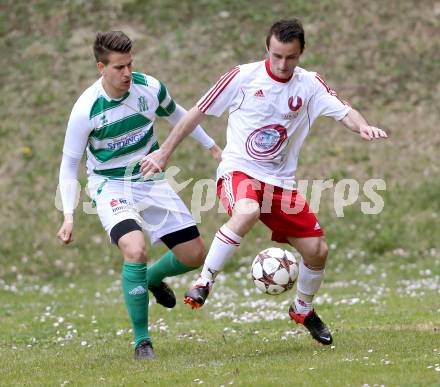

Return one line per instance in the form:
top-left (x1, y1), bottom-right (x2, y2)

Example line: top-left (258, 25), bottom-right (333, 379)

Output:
top-left (245, 124), bottom-right (288, 160)
top-left (111, 198), bottom-right (130, 213)
top-left (112, 206), bottom-right (128, 213)
top-left (314, 222), bottom-right (321, 230)
top-left (254, 89), bottom-right (265, 98)
top-left (138, 96), bottom-right (148, 112)
top-left (129, 286), bottom-right (147, 295)
top-left (107, 131), bottom-right (145, 150)
top-left (282, 111), bottom-right (300, 120)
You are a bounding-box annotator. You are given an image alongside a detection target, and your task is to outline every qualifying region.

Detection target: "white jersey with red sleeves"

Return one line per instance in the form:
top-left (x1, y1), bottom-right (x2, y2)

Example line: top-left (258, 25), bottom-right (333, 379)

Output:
top-left (197, 59), bottom-right (351, 189)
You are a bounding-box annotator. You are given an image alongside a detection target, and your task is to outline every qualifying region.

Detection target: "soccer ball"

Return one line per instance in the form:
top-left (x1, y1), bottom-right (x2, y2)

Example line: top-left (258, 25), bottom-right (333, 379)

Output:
top-left (251, 247), bottom-right (299, 295)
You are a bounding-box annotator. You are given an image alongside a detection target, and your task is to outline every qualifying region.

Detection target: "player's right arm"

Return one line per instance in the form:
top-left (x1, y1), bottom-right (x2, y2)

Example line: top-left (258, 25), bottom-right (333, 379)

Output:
top-left (57, 100), bottom-right (91, 244)
top-left (140, 66), bottom-right (241, 177)
top-left (140, 106), bottom-right (206, 177)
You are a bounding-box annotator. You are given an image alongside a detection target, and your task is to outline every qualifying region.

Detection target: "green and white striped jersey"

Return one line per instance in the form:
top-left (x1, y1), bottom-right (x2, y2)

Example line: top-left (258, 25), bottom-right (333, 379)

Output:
top-left (63, 72), bottom-right (177, 180)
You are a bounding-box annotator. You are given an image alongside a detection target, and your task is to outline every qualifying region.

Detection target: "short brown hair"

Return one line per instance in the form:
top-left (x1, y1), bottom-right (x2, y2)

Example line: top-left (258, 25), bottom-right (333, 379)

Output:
top-left (93, 31), bottom-right (132, 64)
top-left (266, 19), bottom-right (305, 52)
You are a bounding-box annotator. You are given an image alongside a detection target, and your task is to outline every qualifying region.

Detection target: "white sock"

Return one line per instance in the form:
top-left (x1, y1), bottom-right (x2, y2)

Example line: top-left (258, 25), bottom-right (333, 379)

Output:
top-left (294, 297), bottom-right (313, 314)
top-left (294, 258), bottom-right (325, 313)
top-left (200, 225), bottom-right (242, 283)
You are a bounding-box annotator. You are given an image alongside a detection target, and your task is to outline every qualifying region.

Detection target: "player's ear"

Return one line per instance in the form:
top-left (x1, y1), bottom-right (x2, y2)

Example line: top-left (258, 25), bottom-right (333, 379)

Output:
top-left (97, 61), bottom-right (105, 75)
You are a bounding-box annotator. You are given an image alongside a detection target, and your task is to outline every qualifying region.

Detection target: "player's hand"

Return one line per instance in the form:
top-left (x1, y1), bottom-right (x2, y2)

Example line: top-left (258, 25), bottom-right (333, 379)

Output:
top-left (140, 149), bottom-right (168, 177)
top-left (209, 144), bottom-right (223, 163)
top-left (57, 217), bottom-right (74, 244)
top-left (359, 125), bottom-right (388, 141)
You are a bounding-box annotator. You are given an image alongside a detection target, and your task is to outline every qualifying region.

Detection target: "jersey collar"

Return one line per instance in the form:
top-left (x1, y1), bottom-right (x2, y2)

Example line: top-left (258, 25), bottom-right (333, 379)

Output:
top-left (265, 59), bottom-right (293, 83)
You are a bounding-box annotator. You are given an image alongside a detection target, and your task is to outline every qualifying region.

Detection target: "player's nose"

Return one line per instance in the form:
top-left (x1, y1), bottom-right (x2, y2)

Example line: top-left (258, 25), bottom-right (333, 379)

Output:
top-left (279, 59), bottom-right (288, 70)
top-left (123, 66), bottom-right (131, 77)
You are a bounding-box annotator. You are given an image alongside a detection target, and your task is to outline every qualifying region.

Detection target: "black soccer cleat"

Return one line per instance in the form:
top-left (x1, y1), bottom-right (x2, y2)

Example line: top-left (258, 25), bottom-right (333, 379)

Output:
top-left (149, 281), bottom-right (176, 308)
top-left (289, 304), bottom-right (333, 345)
top-left (184, 282), bottom-right (211, 309)
top-left (134, 340), bottom-right (155, 360)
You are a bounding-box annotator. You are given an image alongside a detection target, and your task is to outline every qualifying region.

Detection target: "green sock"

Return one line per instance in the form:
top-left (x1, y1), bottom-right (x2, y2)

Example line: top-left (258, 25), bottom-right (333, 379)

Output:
top-left (121, 262), bottom-right (150, 347)
top-left (147, 250), bottom-right (197, 287)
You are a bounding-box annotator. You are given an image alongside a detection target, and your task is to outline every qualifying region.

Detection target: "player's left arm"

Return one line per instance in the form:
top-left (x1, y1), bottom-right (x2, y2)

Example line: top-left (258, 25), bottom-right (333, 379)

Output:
top-left (340, 108), bottom-right (388, 141)
top-left (311, 73), bottom-right (387, 141)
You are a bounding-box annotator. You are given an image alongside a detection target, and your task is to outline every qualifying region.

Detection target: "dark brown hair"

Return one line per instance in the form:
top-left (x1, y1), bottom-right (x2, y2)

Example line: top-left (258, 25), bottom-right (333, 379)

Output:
top-left (266, 19), bottom-right (305, 52)
top-left (93, 31), bottom-right (132, 64)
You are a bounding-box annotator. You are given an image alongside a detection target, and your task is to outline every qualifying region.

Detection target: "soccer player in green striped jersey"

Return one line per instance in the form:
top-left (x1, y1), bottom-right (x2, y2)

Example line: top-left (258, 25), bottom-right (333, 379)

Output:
top-left (56, 31), bottom-right (222, 360)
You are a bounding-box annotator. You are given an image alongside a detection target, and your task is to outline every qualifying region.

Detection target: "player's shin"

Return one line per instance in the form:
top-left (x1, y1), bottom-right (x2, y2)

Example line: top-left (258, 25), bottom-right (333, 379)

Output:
top-left (121, 262), bottom-right (150, 347)
top-left (185, 225), bottom-right (242, 308)
top-left (289, 258), bottom-right (332, 345)
top-left (200, 225), bottom-right (242, 284)
top-left (294, 258), bottom-right (325, 314)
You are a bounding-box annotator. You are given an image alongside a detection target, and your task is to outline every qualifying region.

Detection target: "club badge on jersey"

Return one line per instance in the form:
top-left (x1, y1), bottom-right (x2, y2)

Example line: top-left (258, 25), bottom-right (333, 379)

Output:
top-left (288, 96), bottom-right (302, 111)
top-left (245, 124), bottom-right (288, 160)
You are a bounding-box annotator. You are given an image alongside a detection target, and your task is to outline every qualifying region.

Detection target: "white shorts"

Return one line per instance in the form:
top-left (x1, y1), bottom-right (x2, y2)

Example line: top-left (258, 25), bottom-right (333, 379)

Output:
top-left (88, 177), bottom-right (196, 245)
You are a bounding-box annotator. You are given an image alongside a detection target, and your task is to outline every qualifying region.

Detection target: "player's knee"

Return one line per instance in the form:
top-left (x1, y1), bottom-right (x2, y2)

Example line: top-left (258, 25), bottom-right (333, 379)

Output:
top-left (187, 239), bottom-right (206, 267)
top-left (121, 244), bottom-right (147, 263)
top-left (175, 238), bottom-right (206, 268)
top-left (231, 200), bottom-right (260, 232)
top-left (303, 239), bottom-right (328, 269)
top-left (312, 239), bottom-right (328, 267)
top-left (247, 207), bottom-right (261, 224)
top-left (317, 239), bottom-right (329, 262)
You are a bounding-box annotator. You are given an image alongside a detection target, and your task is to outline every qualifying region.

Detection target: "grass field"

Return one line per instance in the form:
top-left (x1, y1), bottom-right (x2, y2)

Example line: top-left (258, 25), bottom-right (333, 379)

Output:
top-left (1, 252), bottom-right (439, 386)
top-left (1, 0), bottom-right (439, 385)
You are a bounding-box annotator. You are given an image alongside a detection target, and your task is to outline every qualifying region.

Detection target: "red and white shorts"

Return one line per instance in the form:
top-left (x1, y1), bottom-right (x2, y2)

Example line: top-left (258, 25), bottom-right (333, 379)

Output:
top-left (217, 171), bottom-right (324, 243)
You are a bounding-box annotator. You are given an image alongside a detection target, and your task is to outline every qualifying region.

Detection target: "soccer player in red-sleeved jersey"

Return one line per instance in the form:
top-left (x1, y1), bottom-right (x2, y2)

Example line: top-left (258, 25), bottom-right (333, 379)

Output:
top-left (140, 19), bottom-right (387, 345)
